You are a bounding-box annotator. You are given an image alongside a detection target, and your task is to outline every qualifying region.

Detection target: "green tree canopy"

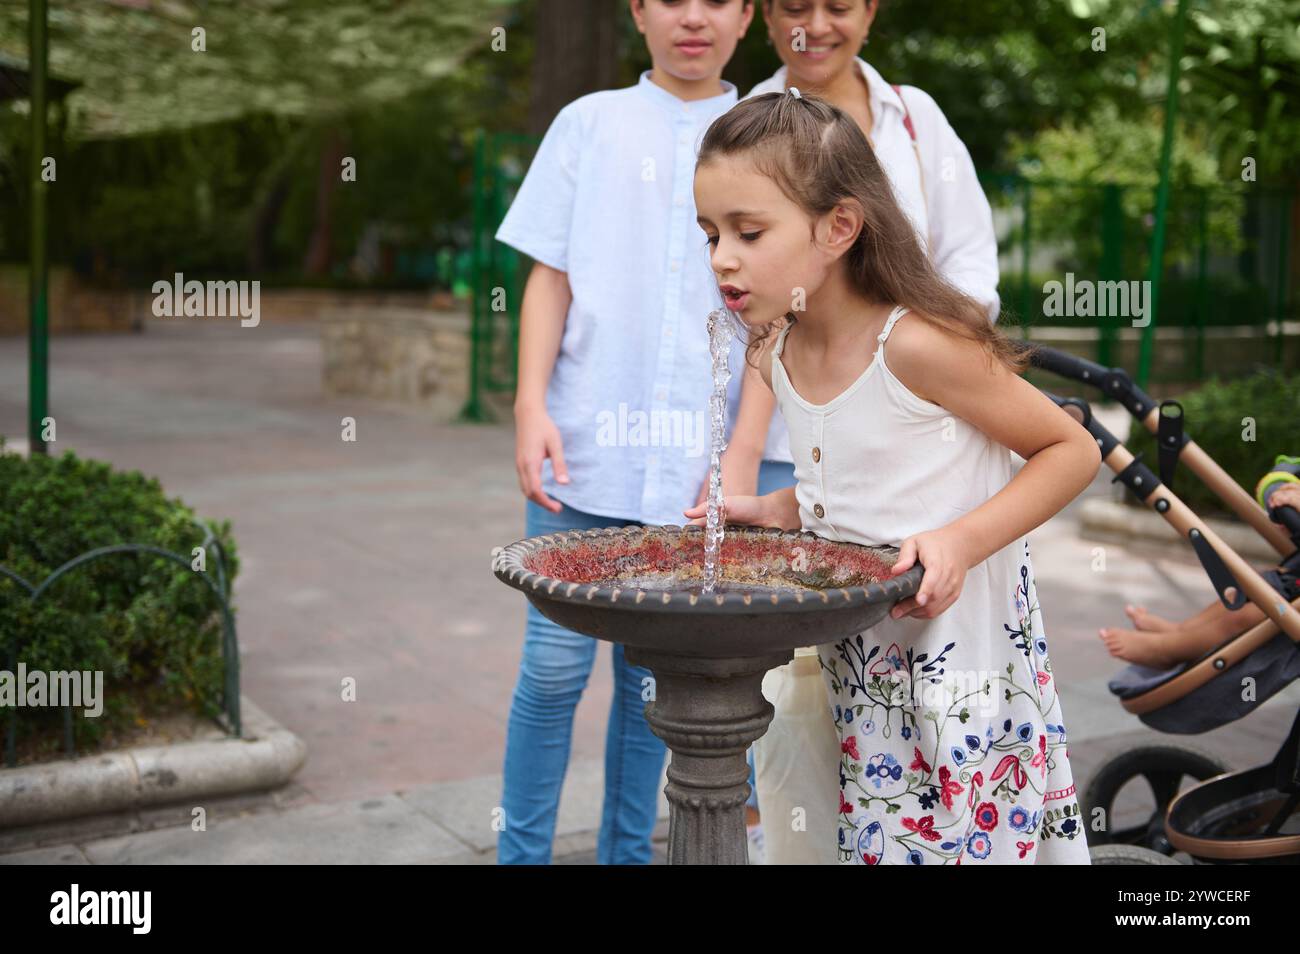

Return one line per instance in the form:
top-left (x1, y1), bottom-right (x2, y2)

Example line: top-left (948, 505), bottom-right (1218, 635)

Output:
top-left (0, 0), bottom-right (510, 139)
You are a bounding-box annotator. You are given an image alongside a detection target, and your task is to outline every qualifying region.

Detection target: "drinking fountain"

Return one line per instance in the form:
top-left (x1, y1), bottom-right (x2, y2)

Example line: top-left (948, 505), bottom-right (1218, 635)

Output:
top-left (492, 523), bottom-right (922, 864)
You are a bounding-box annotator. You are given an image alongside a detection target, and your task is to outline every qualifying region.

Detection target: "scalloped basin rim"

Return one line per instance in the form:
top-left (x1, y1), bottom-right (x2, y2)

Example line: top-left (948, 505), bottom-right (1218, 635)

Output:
top-left (492, 523), bottom-right (924, 613)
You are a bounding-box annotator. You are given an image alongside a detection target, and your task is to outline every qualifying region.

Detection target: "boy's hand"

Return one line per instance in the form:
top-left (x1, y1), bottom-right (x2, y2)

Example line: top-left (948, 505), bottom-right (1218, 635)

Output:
top-left (683, 487), bottom-right (799, 530)
top-left (514, 403), bottom-right (569, 513)
top-left (693, 445), bottom-right (763, 507)
top-left (683, 494), bottom-right (765, 528)
top-left (887, 527), bottom-right (973, 620)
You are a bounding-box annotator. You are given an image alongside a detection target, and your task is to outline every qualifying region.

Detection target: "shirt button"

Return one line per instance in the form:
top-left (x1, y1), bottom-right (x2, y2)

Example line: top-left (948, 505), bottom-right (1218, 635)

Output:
top-left (814, 503), bottom-right (825, 519)
top-left (674, 197), bottom-right (685, 207)
top-left (670, 261), bottom-right (680, 272)
top-left (655, 391), bottom-right (666, 401)
top-left (812, 446), bottom-right (821, 463)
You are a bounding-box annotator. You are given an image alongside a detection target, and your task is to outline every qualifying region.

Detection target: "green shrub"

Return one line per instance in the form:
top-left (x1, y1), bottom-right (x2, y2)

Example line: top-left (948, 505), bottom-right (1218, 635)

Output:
top-left (1125, 370), bottom-right (1300, 520)
top-left (0, 439), bottom-right (239, 760)
top-left (1158, 274), bottom-right (1277, 328)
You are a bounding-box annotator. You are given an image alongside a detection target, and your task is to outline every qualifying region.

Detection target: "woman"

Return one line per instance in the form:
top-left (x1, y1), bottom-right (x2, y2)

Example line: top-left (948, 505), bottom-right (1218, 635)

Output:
top-left (725, 0), bottom-right (1001, 864)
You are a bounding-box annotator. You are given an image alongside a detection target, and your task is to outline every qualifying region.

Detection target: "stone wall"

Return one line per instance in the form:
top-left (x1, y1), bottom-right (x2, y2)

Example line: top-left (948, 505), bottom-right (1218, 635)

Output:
top-left (0, 272), bottom-right (460, 335)
top-left (3, 266), bottom-right (1293, 414)
top-left (320, 300), bottom-right (471, 420)
top-left (0, 266), bottom-right (141, 335)
top-left (1, 271), bottom-right (475, 419)
top-left (1021, 322), bottom-right (1300, 396)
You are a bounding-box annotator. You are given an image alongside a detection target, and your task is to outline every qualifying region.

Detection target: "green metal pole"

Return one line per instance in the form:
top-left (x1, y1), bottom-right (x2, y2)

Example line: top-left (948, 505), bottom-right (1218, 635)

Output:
top-left (1138, 0), bottom-right (1189, 388)
top-left (27, 0), bottom-right (49, 455)
top-left (1020, 179), bottom-right (1031, 338)
top-left (1275, 188), bottom-right (1290, 366)
top-left (1194, 187), bottom-right (1207, 379)
top-left (1099, 184), bottom-right (1123, 367)
top-left (458, 130), bottom-right (488, 423)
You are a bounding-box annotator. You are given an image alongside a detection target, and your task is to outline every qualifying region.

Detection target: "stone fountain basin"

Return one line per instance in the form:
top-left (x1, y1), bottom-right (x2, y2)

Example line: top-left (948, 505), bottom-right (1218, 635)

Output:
top-left (492, 524), bottom-right (923, 658)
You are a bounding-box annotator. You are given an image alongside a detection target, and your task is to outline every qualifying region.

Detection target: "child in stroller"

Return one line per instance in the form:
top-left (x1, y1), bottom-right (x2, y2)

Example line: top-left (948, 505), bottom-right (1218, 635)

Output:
top-left (1100, 482), bottom-right (1300, 669)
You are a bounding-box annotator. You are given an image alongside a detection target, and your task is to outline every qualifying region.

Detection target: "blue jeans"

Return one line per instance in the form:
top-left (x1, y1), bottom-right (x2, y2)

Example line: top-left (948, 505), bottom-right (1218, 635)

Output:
top-left (746, 460), bottom-right (798, 813)
top-left (498, 499), bottom-right (668, 864)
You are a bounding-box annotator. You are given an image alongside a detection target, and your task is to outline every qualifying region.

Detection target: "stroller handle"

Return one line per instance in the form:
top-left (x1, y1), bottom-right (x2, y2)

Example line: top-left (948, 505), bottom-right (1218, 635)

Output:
top-left (1032, 344), bottom-right (1295, 558)
top-left (1276, 507), bottom-right (1300, 539)
top-left (1027, 344), bottom-right (1157, 420)
top-left (1028, 344), bottom-right (1108, 384)
top-left (1043, 391), bottom-right (1300, 642)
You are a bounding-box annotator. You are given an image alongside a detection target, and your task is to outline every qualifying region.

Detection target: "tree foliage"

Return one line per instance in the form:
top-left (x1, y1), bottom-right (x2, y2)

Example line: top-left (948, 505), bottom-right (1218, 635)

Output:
top-left (0, 0), bottom-right (511, 138)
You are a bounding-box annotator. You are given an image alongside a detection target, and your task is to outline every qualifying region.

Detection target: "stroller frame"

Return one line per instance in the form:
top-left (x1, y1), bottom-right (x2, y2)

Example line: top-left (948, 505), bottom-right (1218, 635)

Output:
top-left (1030, 344), bottom-right (1300, 864)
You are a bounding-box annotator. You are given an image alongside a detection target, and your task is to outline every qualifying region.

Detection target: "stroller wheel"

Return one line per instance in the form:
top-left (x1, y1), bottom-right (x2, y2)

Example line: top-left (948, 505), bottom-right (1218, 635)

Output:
top-left (1083, 744), bottom-right (1229, 853)
top-left (1089, 844), bottom-right (1184, 865)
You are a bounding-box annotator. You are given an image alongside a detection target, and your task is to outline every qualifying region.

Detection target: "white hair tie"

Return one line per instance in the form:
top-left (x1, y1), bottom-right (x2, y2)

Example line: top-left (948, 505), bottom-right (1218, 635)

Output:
top-left (788, 86), bottom-right (802, 99)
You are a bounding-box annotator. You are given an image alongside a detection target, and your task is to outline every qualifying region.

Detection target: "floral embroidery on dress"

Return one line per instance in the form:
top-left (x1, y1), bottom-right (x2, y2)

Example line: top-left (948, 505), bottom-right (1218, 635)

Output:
top-left (822, 541), bottom-right (1089, 865)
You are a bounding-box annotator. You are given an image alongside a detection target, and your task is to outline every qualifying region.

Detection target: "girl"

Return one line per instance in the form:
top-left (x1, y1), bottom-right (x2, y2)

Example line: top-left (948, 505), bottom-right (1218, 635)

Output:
top-left (717, 0), bottom-right (1002, 864)
top-left (686, 89), bottom-right (1100, 864)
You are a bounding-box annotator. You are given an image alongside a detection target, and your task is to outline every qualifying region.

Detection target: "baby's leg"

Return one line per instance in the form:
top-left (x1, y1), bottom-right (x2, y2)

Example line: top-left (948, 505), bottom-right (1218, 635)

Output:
top-left (1124, 600), bottom-right (1221, 632)
top-left (1123, 604), bottom-right (1177, 631)
top-left (1203, 598), bottom-right (1267, 637)
top-left (1100, 600), bottom-right (1268, 668)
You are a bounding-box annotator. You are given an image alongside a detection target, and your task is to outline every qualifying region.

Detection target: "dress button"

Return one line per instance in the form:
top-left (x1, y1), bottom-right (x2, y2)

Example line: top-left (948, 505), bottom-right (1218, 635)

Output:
top-left (814, 503), bottom-right (825, 519)
top-left (812, 446), bottom-right (821, 463)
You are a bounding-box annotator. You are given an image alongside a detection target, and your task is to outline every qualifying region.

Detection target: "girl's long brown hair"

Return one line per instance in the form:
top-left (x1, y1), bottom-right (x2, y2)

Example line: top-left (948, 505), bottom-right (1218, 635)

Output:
top-left (698, 91), bottom-right (1027, 374)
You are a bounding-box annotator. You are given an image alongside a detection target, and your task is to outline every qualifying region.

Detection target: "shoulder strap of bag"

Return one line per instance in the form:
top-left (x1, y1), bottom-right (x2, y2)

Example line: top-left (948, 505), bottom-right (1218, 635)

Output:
top-left (891, 84), bottom-right (918, 142)
top-left (890, 83), bottom-right (929, 241)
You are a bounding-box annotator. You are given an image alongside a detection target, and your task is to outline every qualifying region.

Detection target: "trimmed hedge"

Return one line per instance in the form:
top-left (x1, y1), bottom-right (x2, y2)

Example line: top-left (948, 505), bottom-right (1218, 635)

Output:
top-left (1125, 370), bottom-right (1300, 520)
top-left (0, 439), bottom-right (239, 757)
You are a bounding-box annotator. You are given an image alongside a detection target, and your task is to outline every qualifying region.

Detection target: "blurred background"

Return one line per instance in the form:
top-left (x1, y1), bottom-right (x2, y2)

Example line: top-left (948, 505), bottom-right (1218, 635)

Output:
top-left (1, 0), bottom-right (1297, 377)
top-left (0, 0), bottom-right (1297, 864)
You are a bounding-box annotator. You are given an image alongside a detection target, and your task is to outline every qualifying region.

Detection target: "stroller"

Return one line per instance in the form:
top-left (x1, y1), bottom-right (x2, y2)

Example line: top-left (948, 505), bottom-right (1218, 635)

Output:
top-left (1030, 345), bottom-right (1300, 865)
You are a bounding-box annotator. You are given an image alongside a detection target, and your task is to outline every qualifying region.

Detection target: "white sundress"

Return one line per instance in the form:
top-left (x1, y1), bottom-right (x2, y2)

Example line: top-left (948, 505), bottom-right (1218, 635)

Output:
top-left (768, 306), bottom-right (1092, 865)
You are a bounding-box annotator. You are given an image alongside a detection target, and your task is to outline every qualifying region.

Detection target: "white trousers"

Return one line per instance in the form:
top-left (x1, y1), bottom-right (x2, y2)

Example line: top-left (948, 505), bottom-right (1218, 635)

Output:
top-left (753, 651), bottom-right (841, 864)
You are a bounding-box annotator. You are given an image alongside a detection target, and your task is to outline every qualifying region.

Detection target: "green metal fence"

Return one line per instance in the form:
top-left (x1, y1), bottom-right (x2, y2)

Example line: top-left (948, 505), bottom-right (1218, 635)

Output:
top-left (1, 519), bottom-right (240, 767)
top-left (984, 175), bottom-right (1295, 382)
top-left (458, 131), bottom-right (538, 422)
top-left (461, 128), bottom-right (1296, 412)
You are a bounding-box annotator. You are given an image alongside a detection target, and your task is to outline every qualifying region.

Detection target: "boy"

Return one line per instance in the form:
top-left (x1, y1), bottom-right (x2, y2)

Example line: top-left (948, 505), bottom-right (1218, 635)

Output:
top-left (494, 0), bottom-right (754, 864)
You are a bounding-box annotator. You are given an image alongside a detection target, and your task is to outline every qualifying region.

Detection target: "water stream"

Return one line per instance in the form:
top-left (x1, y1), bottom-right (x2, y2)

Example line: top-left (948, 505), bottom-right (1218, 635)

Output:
top-left (702, 308), bottom-right (733, 594)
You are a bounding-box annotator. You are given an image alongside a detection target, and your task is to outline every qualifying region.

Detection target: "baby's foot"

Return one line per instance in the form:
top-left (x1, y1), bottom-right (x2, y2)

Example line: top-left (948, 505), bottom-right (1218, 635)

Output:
top-left (1099, 627), bottom-right (1184, 669)
top-left (1123, 604), bottom-right (1175, 632)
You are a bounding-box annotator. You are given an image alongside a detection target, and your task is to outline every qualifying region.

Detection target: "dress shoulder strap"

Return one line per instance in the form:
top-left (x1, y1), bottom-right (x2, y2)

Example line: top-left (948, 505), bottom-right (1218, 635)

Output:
top-left (771, 319), bottom-right (794, 357)
top-left (876, 305), bottom-right (910, 345)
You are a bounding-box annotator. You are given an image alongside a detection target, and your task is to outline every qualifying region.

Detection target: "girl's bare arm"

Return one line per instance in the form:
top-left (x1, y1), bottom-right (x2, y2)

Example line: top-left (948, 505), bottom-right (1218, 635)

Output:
top-left (886, 318), bottom-right (1102, 568)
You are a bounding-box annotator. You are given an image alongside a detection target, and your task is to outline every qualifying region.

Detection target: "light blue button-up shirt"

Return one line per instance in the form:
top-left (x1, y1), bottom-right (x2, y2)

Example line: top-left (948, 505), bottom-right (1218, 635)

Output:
top-left (496, 72), bottom-right (744, 525)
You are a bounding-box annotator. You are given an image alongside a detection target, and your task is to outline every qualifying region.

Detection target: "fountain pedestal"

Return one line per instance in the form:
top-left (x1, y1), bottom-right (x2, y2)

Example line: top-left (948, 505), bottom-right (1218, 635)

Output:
top-left (626, 647), bottom-right (794, 865)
